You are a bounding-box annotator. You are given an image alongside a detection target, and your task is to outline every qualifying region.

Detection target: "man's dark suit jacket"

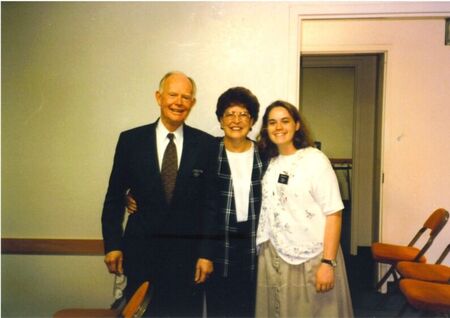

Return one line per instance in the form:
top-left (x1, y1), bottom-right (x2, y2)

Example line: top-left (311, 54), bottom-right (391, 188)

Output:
top-left (101, 120), bottom-right (216, 316)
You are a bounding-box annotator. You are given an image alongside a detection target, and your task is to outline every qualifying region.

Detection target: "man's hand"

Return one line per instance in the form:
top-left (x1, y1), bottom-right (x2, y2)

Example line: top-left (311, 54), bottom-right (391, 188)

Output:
top-left (194, 258), bottom-right (213, 284)
top-left (104, 250), bottom-right (124, 274)
top-left (315, 263), bottom-right (335, 293)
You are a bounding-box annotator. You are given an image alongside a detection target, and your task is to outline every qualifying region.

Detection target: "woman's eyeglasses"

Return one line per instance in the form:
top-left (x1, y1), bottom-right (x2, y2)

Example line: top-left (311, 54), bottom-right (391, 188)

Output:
top-left (223, 111), bottom-right (251, 121)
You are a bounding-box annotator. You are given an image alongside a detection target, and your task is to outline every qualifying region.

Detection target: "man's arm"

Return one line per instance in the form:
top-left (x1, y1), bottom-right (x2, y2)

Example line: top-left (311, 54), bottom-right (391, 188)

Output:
top-left (101, 133), bottom-right (130, 271)
top-left (195, 137), bottom-right (220, 283)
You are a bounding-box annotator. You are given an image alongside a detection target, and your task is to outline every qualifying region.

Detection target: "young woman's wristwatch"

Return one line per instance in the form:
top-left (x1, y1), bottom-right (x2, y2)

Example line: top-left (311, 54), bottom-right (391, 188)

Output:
top-left (321, 258), bottom-right (337, 267)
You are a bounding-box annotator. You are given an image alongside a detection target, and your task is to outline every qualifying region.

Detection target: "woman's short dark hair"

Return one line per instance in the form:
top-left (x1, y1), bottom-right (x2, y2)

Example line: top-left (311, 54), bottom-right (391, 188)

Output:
top-left (215, 87), bottom-right (260, 124)
top-left (257, 100), bottom-right (313, 159)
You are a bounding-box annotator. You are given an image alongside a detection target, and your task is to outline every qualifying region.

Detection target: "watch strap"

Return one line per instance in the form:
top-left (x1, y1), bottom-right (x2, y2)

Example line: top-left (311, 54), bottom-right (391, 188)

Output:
top-left (321, 258), bottom-right (337, 267)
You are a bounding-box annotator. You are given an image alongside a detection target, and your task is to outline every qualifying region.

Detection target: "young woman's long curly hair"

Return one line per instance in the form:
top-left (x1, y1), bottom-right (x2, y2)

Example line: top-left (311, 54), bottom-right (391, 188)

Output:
top-left (257, 100), bottom-right (313, 159)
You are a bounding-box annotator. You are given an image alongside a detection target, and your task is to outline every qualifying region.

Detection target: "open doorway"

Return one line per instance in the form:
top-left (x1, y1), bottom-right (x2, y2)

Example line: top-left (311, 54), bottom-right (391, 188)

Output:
top-left (299, 54), bottom-right (384, 256)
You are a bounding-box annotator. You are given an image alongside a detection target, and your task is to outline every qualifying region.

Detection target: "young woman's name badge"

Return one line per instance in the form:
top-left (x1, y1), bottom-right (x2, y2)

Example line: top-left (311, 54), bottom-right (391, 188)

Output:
top-left (278, 173), bottom-right (289, 184)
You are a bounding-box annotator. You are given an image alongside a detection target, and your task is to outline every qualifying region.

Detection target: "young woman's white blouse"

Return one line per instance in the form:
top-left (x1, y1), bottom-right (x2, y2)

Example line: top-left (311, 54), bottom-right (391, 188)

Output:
top-left (256, 147), bottom-right (344, 265)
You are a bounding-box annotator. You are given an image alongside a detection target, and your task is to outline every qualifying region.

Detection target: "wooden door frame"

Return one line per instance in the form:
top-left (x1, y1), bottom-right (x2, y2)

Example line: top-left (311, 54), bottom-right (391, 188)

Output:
top-left (288, 2), bottom-right (450, 251)
top-left (301, 55), bottom-right (380, 255)
top-left (288, 2), bottom-right (450, 103)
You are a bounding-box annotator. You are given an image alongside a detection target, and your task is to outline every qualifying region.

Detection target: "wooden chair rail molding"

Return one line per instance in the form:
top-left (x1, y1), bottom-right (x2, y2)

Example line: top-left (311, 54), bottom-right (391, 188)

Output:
top-left (1, 238), bottom-right (104, 255)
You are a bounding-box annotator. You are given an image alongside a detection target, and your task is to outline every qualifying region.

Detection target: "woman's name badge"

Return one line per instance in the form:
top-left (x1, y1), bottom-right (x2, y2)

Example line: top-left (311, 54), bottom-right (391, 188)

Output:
top-left (278, 173), bottom-right (289, 184)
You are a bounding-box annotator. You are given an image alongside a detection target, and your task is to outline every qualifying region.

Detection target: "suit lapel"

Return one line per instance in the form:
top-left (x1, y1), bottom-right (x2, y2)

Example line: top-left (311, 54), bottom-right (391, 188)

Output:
top-left (145, 123), bottom-right (160, 176)
top-left (178, 126), bottom-right (199, 177)
top-left (135, 122), bottom-right (167, 204)
top-left (170, 125), bottom-right (199, 202)
top-left (142, 123), bottom-right (199, 208)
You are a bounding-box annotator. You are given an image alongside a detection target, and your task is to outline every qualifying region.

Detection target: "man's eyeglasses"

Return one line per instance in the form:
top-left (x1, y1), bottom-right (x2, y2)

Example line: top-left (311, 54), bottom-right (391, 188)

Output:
top-left (223, 111), bottom-right (251, 121)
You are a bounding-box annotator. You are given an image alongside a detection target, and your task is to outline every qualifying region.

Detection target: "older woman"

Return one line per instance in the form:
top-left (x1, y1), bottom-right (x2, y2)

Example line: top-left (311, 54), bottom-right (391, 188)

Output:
top-left (205, 87), bottom-right (265, 318)
top-left (255, 100), bottom-right (353, 318)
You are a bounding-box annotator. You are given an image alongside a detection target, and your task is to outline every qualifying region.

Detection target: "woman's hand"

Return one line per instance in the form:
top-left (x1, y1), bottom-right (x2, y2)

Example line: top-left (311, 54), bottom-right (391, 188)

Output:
top-left (126, 192), bottom-right (138, 214)
top-left (315, 263), bottom-right (335, 293)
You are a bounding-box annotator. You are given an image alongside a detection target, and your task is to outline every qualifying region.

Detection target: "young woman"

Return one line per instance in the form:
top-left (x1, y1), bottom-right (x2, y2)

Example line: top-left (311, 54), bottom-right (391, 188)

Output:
top-left (255, 100), bottom-right (353, 317)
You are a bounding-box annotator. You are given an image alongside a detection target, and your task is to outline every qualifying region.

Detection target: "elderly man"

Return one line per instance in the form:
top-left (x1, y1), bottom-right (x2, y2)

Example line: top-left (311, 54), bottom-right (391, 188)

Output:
top-left (102, 71), bottom-right (215, 317)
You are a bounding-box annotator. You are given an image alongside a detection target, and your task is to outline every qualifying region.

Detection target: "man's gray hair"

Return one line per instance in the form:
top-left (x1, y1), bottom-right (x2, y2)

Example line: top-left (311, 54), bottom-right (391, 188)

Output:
top-left (158, 71), bottom-right (197, 98)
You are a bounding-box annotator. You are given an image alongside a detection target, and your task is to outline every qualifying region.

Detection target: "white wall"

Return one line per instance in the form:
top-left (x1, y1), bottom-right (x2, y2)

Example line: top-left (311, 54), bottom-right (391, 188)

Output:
top-left (1, 2), bottom-right (290, 317)
top-left (2, 255), bottom-right (111, 317)
top-left (2, 2), bottom-right (450, 317)
top-left (301, 16), bottom-right (450, 263)
top-left (2, 1), bottom-right (289, 239)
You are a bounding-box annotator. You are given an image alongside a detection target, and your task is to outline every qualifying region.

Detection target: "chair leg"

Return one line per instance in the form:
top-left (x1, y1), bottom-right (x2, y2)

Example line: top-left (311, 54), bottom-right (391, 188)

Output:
top-left (376, 265), bottom-right (396, 291)
top-left (393, 269), bottom-right (400, 282)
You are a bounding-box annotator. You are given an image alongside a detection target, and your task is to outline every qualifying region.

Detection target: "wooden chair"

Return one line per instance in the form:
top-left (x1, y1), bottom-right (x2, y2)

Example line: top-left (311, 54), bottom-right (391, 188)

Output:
top-left (53, 281), bottom-right (151, 318)
top-left (396, 243), bottom-right (450, 283)
top-left (398, 279), bottom-right (450, 316)
top-left (371, 208), bottom-right (449, 291)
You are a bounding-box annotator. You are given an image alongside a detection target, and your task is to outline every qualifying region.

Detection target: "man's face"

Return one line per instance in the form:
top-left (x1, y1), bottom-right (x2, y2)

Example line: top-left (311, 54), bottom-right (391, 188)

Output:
top-left (156, 74), bottom-right (196, 131)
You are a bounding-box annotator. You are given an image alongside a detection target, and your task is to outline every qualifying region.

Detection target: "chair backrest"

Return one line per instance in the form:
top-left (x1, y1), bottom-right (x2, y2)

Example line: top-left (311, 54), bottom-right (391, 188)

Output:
top-left (121, 281), bottom-right (151, 318)
top-left (436, 244), bottom-right (450, 264)
top-left (424, 208), bottom-right (449, 236)
top-left (409, 208), bottom-right (449, 261)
